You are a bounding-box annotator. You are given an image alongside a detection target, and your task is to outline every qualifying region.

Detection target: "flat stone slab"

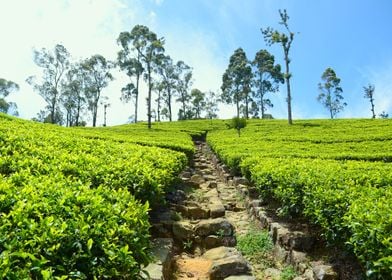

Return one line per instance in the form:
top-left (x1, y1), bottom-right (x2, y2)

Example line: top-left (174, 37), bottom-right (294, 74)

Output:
top-left (195, 218), bottom-right (234, 237)
top-left (203, 247), bottom-right (252, 280)
top-left (142, 238), bottom-right (173, 279)
top-left (224, 276), bottom-right (256, 280)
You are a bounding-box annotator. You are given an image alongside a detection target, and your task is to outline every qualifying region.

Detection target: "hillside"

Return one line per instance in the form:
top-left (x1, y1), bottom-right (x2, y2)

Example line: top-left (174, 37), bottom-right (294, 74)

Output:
top-left (0, 115), bottom-right (391, 278)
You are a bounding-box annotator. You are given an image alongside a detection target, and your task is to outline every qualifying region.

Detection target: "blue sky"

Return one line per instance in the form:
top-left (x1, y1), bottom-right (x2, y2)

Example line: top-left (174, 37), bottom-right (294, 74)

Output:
top-left (1, 0), bottom-right (392, 125)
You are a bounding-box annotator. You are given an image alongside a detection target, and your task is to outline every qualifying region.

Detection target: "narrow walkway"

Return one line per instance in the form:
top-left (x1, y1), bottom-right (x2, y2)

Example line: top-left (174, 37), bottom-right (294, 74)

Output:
top-left (146, 140), bottom-right (359, 280)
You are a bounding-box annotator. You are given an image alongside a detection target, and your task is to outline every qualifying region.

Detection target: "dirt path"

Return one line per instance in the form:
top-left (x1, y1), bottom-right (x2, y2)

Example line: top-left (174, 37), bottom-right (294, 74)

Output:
top-left (146, 140), bottom-right (361, 280)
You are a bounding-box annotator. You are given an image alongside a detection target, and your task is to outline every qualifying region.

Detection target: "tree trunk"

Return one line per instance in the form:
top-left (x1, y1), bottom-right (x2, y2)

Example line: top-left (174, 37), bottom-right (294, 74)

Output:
top-left (182, 95), bottom-right (186, 120)
top-left (135, 74), bottom-right (140, 123)
top-left (371, 98), bottom-right (375, 119)
top-left (260, 82), bottom-right (265, 119)
top-left (245, 95), bottom-right (249, 119)
top-left (168, 89), bottom-right (172, 122)
top-left (157, 90), bottom-right (161, 122)
top-left (284, 50), bottom-right (293, 125)
top-left (76, 96), bottom-right (81, 126)
top-left (147, 64), bottom-right (152, 129)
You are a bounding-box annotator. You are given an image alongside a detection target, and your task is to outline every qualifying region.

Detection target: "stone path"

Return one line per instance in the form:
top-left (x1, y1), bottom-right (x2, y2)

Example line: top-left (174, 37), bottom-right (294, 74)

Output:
top-left (146, 140), bottom-right (362, 280)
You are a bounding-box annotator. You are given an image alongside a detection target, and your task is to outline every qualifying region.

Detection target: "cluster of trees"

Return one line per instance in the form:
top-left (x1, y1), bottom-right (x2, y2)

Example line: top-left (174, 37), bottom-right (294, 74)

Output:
top-left (2, 16), bottom-right (389, 125)
top-left (221, 9), bottom-right (387, 122)
top-left (27, 45), bottom-right (113, 127)
top-left (0, 78), bottom-right (19, 116)
top-left (117, 25), bottom-right (219, 128)
top-left (26, 25), bottom-right (219, 127)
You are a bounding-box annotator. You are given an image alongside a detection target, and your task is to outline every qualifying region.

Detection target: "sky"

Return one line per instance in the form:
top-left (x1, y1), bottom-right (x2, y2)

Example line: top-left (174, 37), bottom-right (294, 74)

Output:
top-left (1, 0), bottom-right (392, 126)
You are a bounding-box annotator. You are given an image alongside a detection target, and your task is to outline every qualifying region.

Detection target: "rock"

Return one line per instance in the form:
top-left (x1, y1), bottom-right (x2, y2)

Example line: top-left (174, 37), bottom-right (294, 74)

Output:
top-left (257, 210), bottom-right (271, 229)
top-left (203, 246), bottom-right (238, 260)
top-left (166, 190), bottom-right (186, 204)
top-left (142, 263), bottom-right (162, 280)
top-left (210, 204), bottom-right (226, 218)
top-left (208, 195), bottom-right (226, 218)
top-left (173, 221), bottom-right (194, 240)
top-left (142, 238), bottom-right (173, 279)
top-left (195, 218), bottom-right (234, 237)
top-left (190, 174), bottom-right (205, 186)
top-left (204, 235), bottom-right (220, 249)
top-left (264, 268), bottom-right (282, 278)
top-left (290, 250), bottom-right (308, 271)
top-left (203, 235), bottom-right (237, 249)
top-left (290, 232), bottom-right (315, 252)
top-left (224, 276), bottom-right (255, 280)
top-left (203, 247), bottom-right (252, 280)
top-left (313, 264), bottom-right (338, 280)
top-left (151, 238), bottom-right (173, 264)
top-left (247, 186), bottom-right (259, 199)
top-left (303, 268), bottom-right (315, 280)
top-left (204, 174), bottom-right (218, 181)
top-left (197, 163), bottom-right (210, 170)
top-left (273, 243), bottom-right (289, 263)
top-left (249, 200), bottom-right (262, 208)
top-left (233, 177), bottom-right (249, 186)
top-left (207, 181), bottom-right (218, 188)
top-left (293, 277), bottom-right (307, 280)
top-left (187, 206), bottom-right (210, 219)
top-left (181, 171), bottom-right (192, 179)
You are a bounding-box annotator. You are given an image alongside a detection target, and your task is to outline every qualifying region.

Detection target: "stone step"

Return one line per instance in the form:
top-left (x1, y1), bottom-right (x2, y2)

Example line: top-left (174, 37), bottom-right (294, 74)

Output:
top-left (203, 247), bottom-right (252, 280)
top-left (142, 238), bottom-right (174, 280)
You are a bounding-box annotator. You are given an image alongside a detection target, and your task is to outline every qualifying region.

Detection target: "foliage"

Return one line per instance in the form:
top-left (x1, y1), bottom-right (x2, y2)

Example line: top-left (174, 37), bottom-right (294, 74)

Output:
top-left (261, 9), bottom-right (295, 124)
top-left (27, 44), bottom-right (70, 124)
top-left (221, 48), bottom-right (253, 119)
top-left (281, 266), bottom-right (297, 280)
top-left (157, 55), bottom-right (178, 121)
top-left (252, 49), bottom-right (283, 118)
top-left (175, 61), bottom-right (193, 120)
top-left (207, 118), bottom-right (392, 277)
top-left (125, 25), bottom-right (165, 129)
top-left (190, 88), bottom-right (205, 119)
top-left (60, 63), bottom-right (87, 126)
top-left (363, 84), bottom-right (376, 119)
top-left (237, 229), bottom-right (273, 257)
top-left (117, 30), bottom-right (144, 123)
top-left (82, 54), bottom-right (114, 127)
top-left (0, 78), bottom-right (19, 98)
top-left (0, 78), bottom-right (19, 115)
top-left (317, 67), bottom-right (346, 119)
top-left (204, 91), bottom-right (220, 119)
top-left (0, 114), bottom-right (190, 277)
top-left (229, 117), bottom-right (247, 137)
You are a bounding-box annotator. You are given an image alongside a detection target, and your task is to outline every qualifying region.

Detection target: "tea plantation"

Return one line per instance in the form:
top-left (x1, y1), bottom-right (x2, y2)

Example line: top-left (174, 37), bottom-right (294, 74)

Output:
top-left (0, 114), bottom-right (391, 278)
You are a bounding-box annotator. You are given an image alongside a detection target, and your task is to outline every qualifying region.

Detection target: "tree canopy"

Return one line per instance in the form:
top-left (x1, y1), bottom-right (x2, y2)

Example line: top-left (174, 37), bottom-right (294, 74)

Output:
top-left (318, 67), bottom-right (346, 119)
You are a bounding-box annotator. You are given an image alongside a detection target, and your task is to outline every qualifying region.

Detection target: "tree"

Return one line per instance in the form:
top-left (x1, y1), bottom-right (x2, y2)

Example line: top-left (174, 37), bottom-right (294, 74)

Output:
top-left (363, 84), bottom-right (376, 119)
top-left (125, 25), bottom-right (164, 129)
top-left (154, 81), bottom-right (165, 122)
top-left (317, 67), bottom-right (346, 119)
top-left (205, 90), bottom-right (219, 119)
top-left (230, 117), bottom-right (247, 137)
top-left (157, 55), bottom-right (178, 121)
top-left (60, 63), bottom-right (87, 126)
top-left (117, 31), bottom-right (144, 123)
top-left (27, 44), bottom-right (70, 124)
top-left (82, 54), bottom-right (114, 127)
top-left (379, 111), bottom-right (389, 119)
top-left (101, 97), bottom-right (110, 126)
top-left (176, 61), bottom-right (193, 120)
top-left (0, 78), bottom-right (19, 115)
top-left (190, 88), bottom-right (205, 119)
top-left (252, 49), bottom-right (284, 118)
top-left (221, 48), bottom-right (253, 119)
top-left (262, 9), bottom-right (296, 124)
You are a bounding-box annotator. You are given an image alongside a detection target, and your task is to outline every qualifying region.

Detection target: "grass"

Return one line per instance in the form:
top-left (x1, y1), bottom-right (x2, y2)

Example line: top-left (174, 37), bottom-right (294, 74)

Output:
top-left (236, 228), bottom-right (273, 257)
